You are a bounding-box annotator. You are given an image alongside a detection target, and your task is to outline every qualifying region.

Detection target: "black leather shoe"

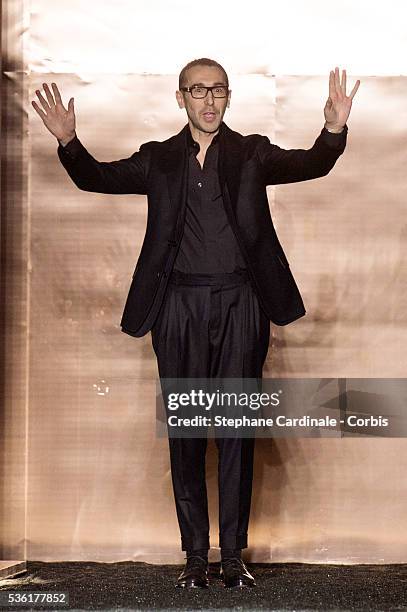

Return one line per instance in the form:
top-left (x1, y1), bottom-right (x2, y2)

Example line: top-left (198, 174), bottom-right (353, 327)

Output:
top-left (176, 555), bottom-right (209, 588)
top-left (220, 557), bottom-right (256, 588)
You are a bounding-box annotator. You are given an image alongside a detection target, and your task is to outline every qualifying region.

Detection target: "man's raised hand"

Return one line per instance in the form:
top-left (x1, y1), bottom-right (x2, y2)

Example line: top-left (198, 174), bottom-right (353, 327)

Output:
top-left (32, 83), bottom-right (76, 145)
top-left (324, 67), bottom-right (360, 132)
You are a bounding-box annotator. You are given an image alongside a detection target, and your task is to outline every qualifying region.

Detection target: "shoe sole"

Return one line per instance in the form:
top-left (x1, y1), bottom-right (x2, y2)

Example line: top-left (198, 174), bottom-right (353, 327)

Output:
top-left (222, 579), bottom-right (256, 588)
top-left (176, 583), bottom-right (209, 588)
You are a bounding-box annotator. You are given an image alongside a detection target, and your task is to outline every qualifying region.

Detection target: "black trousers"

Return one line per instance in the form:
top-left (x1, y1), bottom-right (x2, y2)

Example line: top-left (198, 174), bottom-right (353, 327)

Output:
top-left (151, 268), bottom-right (270, 551)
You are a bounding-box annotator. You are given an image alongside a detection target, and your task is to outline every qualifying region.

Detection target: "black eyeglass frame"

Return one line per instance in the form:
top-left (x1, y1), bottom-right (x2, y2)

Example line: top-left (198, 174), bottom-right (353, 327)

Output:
top-left (180, 85), bottom-right (230, 99)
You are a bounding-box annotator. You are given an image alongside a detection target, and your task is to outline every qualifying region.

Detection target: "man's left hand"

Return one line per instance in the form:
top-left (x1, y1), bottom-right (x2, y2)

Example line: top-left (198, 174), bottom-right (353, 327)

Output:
top-left (324, 67), bottom-right (360, 132)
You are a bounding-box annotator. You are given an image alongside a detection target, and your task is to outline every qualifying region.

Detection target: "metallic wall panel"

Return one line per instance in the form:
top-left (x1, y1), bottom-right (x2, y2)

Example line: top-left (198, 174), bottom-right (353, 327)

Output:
top-left (1, 0), bottom-right (30, 561)
top-left (27, 0), bottom-right (407, 76)
top-left (2, 0), bottom-right (407, 564)
top-left (268, 75), bottom-right (407, 378)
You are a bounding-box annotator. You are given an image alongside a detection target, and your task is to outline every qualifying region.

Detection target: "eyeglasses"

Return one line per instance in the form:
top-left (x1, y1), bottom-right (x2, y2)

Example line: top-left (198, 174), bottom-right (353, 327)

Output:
top-left (180, 85), bottom-right (229, 99)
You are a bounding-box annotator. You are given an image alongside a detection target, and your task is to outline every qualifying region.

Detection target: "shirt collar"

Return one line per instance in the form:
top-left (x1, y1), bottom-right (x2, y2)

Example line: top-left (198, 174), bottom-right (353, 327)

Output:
top-left (186, 124), bottom-right (220, 154)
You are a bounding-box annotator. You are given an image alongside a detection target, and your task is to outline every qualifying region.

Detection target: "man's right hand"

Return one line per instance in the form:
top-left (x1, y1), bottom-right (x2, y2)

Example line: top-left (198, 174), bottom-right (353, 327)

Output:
top-left (32, 82), bottom-right (76, 146)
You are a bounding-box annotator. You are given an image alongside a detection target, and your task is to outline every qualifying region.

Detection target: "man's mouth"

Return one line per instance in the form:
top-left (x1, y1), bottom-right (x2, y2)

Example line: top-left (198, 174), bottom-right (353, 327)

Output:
top-left (202, 112), bottom-right (216, 122)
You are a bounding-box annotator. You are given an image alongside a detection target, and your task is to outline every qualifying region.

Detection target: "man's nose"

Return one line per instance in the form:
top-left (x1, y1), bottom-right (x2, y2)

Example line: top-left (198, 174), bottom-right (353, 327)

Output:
top-left (205, 90), bottom-right (214, 104)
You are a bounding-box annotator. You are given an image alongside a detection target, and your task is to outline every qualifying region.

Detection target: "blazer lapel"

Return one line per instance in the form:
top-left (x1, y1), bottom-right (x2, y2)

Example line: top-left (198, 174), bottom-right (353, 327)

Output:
top-left (218, 121), bottom-right (243, 214)
top-left (159, 125), bottom-right (189, 213)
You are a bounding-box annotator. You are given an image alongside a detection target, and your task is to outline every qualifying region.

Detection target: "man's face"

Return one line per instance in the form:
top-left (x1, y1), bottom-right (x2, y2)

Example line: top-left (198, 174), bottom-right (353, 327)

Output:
top-left (176, 65), bottom-right (231, 134)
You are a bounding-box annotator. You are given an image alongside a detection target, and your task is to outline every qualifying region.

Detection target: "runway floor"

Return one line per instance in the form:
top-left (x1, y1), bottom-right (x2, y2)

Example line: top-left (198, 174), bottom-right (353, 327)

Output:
top-left (0, 561), bottom-right (406, 611)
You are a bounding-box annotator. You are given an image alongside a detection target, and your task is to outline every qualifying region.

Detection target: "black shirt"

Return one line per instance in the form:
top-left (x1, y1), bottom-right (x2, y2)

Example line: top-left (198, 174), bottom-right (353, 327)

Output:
top-left (173, 126), bottom-right (246, 274)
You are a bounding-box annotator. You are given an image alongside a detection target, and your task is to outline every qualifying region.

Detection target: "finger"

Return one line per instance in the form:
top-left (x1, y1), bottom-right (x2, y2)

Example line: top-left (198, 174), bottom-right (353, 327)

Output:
top-left (349, 79), bottom-right (361, 100)
top-left (42, 82), bottom-right (55, 107)
top-left (329, 70), bottom-right (335, 100)
top-left (51, 82), bottom-right (63, 106)
top-left (341, 69), bottom-right (347, 95)
top-left (35, 89), bottom-right (50, 112)
top-left (334, 67), bottom-right (342, 98)
top-left (67, 97), bottom-right (74, 113)
top-left (31, 100), bottom-right (47, 120)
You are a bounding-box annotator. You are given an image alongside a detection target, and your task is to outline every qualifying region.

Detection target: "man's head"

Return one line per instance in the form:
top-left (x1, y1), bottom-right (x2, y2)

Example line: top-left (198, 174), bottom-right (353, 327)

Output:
top-left (176, 58), bottom-right (231, 135)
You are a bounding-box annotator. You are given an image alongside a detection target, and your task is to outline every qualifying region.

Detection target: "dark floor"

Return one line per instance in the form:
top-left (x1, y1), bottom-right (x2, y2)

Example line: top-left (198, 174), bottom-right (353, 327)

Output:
top-left (0, 561), bottom-right (406, 611)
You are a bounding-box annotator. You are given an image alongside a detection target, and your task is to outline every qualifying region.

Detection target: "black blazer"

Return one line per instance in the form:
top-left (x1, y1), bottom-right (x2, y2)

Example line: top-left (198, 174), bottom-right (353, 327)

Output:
top-left (57, 121), bottom-right (348, 337)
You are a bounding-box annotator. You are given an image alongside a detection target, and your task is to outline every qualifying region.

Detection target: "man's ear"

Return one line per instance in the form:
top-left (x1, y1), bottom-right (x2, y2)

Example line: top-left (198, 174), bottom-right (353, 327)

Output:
top-left (226, 89), bottom-right (232, 108)
top-left (175, 90), bottom-right (185, 109)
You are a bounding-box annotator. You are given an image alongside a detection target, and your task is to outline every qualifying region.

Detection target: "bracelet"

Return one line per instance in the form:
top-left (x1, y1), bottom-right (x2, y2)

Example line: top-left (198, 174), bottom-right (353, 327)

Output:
top-left (325, 125), bottom-right (344, 134)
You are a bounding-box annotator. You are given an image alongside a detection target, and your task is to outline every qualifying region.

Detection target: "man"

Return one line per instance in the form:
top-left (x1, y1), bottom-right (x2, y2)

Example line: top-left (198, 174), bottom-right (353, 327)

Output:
top-left (32, 58), bottom-right (359, 589)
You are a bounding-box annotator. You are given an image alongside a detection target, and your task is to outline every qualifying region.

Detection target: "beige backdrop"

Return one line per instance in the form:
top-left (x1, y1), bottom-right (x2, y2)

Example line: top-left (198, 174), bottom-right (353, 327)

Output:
top-left (1, 0), bottom-right (407, 563)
